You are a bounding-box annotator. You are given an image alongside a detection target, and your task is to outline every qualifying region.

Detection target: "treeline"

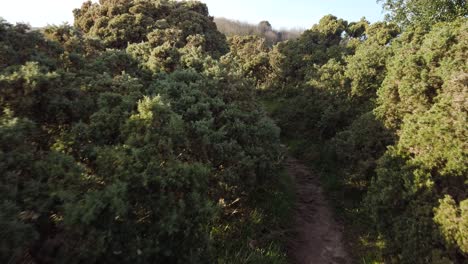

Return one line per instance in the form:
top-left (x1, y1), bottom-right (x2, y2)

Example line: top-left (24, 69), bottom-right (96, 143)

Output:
top-left (214, 17), bottom-right (303, 45)
top-left (256, 0), bottom-right (466, 263)
top-left (0, 0), bottom-right (290, 263)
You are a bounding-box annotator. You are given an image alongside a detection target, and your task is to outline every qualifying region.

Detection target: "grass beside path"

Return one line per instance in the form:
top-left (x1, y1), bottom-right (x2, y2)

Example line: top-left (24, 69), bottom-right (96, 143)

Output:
top-left (213, 168), bottom-right (295, 264)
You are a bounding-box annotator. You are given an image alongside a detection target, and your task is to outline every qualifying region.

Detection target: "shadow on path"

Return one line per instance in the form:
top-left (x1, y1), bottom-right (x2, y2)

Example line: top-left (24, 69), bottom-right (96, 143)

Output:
top-left (286, 156), bottom-right (349, 264)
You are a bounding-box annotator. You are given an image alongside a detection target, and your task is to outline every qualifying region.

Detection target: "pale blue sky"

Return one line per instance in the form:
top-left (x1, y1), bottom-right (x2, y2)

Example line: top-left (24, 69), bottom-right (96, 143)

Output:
top-left (0, 0), bottom-right (386, 29)
top-left (202, 0), bottom-right (386, 29)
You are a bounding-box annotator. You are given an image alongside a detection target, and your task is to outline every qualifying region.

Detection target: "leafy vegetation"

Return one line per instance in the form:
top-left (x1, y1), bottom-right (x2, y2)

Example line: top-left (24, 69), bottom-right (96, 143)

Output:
top-left (0, 1), bottom-right (289, 263)
top-left (1, 0), bottom-right (467, 263)
top-left (265, 1), bottom-right (467, 263)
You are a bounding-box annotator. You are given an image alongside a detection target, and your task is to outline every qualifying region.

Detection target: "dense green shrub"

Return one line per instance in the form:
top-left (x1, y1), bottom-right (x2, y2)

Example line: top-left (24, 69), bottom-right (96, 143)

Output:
top-left (1, 0), bottom-right (466, 262)
top-left (73, 0), bottom-right (227, 56)
top-left (0, 2), bottom-right (282, 262)
top-left (266, 5), bottom-right (466, 263)
top-left (366, 19), bottom-right (467, 263)
top-left (221, 35), bottom-right (272, 89)
top-left (379, 0), bottom-right (468, 26)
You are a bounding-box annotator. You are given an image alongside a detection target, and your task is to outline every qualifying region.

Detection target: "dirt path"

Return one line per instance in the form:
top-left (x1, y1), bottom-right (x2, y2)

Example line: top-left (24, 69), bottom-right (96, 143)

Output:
top-left (286, 156), bottom-right (349, 264)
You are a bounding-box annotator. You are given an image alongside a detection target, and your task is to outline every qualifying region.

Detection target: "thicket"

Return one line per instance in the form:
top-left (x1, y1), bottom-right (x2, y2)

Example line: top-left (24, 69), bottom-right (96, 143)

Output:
top-left (0, 1), bottom-right (289, 263)
top-left (1, 0), bottom-right (467, 263)
top-left (263, 0), bottom-right (467, 263)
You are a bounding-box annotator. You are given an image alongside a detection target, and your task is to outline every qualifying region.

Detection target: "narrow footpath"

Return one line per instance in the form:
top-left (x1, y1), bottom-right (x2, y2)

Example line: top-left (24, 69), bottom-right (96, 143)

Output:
top-left (286, 156), bottom-right (349, 264)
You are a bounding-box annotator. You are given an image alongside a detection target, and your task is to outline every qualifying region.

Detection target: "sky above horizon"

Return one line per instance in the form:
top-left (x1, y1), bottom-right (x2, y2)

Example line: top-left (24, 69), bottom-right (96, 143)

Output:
top-left (0, 0), bottom-right (386, 29)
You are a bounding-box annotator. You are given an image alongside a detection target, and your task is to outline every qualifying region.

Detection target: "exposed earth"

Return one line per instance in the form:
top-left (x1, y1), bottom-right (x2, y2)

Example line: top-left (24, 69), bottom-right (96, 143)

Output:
top-left (286, 156), bottom-right (349, 264)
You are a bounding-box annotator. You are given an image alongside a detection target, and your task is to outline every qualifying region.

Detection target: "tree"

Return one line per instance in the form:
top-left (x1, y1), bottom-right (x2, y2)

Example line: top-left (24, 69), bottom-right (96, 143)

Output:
top-left (258, 21), bottom-right (273, 33)
top-left (379, 0), bottom-right (468, 26)
top-left (214, 17), bottom-right (302, 44)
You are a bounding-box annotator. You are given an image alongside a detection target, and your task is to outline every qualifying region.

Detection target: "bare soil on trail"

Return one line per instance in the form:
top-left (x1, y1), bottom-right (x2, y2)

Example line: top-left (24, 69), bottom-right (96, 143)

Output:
top-left (286, 156), bottom-right (349, 264)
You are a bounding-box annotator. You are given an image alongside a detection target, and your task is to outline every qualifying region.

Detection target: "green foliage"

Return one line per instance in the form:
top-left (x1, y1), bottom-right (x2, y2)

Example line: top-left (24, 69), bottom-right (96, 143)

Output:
top-left (365, 33), bottom-right (467, 261)
top-left (346, 42), bottom-right (390, 99)
top-left (2, 1), bottom-right (467, 262)
top-left (329, 112), bottom-right (394, 185)
top-left (266, 11), bottom-right (467, 264)
top-left (345, 22), bottom-right (399, 100)
top-left (213, 169), bottom-right (293, 264)
top-left (380, 0), bottom-right (468, 26)
top-left (346, 18), bottom-right (370, 38)
top-left (73, 0), bottom-right (228, 56)
top-left (268, 17), bottom-right (398, 142)
top-left (367, 19), bottom-right (467, 263)
top-left (0, 4), bottom-right (284, 262)
top-left (434, 196), bottom-right (468, 254)
top-left (222, 35), bottom-right (272, 89)
top-left (376, 19), bottom-right (467, 130)
top-left (365, 148), bottom-right (440, 263)
top-left (268, 15), bottom-right (350, 92)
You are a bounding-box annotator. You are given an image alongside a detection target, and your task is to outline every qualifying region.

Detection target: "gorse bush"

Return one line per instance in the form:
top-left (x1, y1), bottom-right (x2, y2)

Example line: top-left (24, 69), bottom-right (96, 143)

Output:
top-left (367, 19), bottom-right (467, 263)
top-left (73, 0), bottom-right (228, 56)
top-left (266, 1), bottom-right (467, 263)
top-left (0, 1), bottom-right (282, 263)
top-left (1, 0), bottom-right (466, 263)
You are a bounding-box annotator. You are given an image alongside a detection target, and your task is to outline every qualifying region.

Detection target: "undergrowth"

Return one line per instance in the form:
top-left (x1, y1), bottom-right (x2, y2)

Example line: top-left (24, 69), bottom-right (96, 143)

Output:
top-left (213, 169), bottom-right (295, 264)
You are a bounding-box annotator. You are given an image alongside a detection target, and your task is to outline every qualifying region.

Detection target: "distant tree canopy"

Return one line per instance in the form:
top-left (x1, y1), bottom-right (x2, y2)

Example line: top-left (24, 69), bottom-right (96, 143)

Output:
top-left (214, 17), bottom-right (303, 46)
top-left (258, 21), bottom-right (273, 33)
